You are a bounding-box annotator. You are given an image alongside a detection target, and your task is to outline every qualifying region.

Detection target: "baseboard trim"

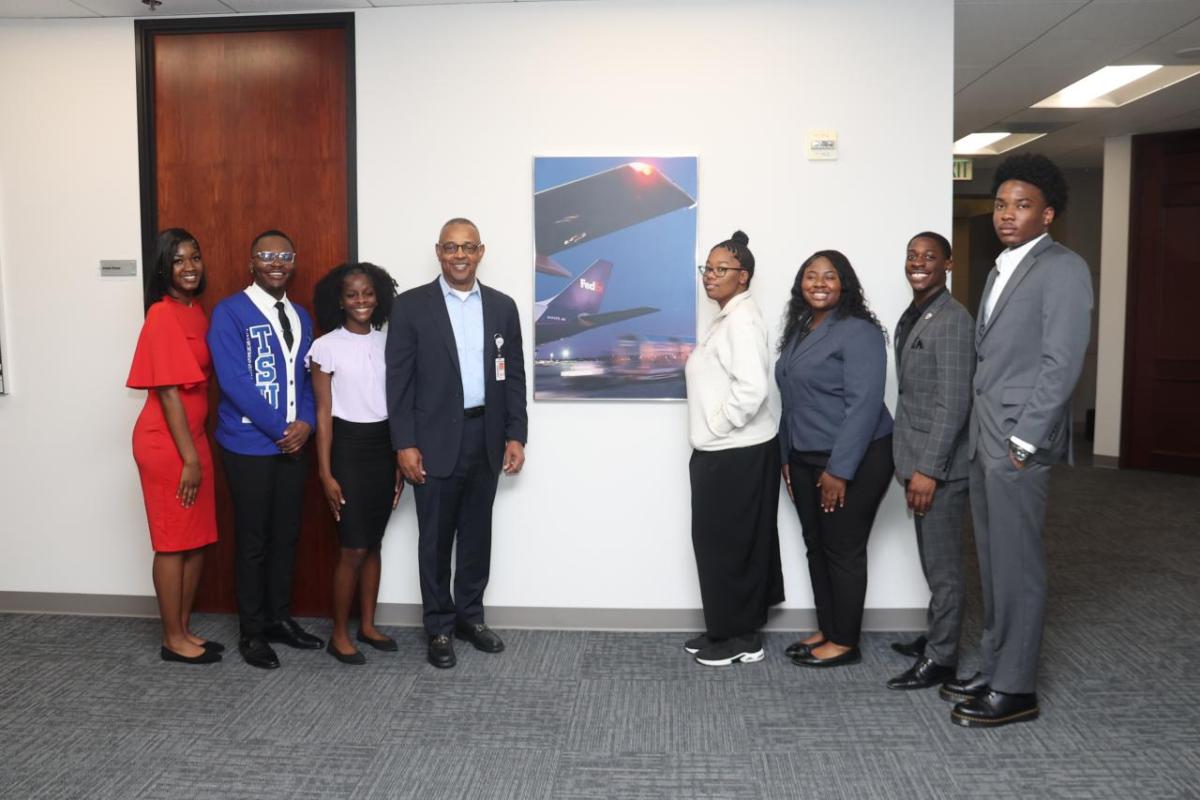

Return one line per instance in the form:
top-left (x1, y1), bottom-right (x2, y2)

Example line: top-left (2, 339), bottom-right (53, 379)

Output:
top-left (1092, 453), bottom-right (1119, 469)
top-left (0, 592), bottom-right (927, 632)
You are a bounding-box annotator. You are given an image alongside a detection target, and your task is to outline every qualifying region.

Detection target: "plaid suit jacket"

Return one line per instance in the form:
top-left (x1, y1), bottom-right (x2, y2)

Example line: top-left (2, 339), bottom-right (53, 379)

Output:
top-left (892, 291), bottom-right (975, 482)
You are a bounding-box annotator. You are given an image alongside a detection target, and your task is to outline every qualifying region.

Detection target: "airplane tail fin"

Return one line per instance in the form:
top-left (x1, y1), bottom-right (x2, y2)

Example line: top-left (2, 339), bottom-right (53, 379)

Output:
top-left (544, 259), bottom-right (613, 318)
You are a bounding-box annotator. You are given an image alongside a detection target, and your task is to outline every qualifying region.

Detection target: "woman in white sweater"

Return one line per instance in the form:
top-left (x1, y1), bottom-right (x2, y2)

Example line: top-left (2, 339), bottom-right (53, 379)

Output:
top-left (683, 231), bottom-right (783, 666)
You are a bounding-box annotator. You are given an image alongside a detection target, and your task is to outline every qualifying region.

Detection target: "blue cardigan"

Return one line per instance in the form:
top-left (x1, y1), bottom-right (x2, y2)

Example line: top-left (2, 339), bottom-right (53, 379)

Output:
top-left (207, 291), bottom-right (316, 456)
top-left (775, 315), bottom-right (893, 480)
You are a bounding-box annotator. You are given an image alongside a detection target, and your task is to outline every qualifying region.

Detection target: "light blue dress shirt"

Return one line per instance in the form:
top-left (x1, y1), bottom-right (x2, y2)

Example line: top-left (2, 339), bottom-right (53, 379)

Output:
top-left (439, 274), bottom-right (485, 408)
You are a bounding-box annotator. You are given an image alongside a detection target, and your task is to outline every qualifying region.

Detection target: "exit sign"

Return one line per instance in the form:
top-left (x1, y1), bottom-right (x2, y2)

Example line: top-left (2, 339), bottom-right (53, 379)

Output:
top-left (953, 158), bottom-right (974, 181)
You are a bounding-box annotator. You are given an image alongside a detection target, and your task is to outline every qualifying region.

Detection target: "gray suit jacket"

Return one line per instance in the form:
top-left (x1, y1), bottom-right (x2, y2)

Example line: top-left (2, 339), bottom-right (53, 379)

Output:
top-left (968, 235), bottom-right (1093, 464)
top-left (892, 291), bottom-right (975, 483)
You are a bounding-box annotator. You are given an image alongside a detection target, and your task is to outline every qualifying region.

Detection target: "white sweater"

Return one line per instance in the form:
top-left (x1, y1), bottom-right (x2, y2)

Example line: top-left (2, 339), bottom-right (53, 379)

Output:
top-left (684, 290), bottom-right (778, 451)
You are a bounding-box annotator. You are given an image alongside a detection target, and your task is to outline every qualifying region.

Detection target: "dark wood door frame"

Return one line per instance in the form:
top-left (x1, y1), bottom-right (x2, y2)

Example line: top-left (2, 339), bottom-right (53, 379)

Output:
top-left (135, 12), bottom-right (357, 283)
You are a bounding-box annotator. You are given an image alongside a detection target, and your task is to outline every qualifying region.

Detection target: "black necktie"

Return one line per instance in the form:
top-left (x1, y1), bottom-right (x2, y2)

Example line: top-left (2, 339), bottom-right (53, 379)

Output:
top-left (275, 301), bottom-right (294, 350)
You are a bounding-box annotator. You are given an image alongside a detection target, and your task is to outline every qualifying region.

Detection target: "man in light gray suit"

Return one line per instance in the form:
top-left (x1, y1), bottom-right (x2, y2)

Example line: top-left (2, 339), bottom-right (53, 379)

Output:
top-left (886, 232), bottom-right (974, 693)
top-left (942, 154), bottom-right (1093, 728)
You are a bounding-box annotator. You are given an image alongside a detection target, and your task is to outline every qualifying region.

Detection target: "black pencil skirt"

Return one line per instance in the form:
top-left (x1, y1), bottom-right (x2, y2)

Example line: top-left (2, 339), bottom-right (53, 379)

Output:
top-left (689, 437), bottom-right (785, 639)
top-left (331, 418), bottom-right (395, 550)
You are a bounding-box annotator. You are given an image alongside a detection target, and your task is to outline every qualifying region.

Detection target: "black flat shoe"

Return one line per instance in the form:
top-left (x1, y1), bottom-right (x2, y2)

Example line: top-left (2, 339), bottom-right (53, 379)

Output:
top-left (264, 618), bottom-right (323, 650)
top-left (890, 635), bottom-right (927, 658)
top-left (785, 638), bottom-right (826, 658)
top-left (886, 656), bottom-right (956, 690)
top-left (201, 640), bottom-right (226, 654)
top-left (326, 641), bottom-right (366, 666)
top-left (239, 636), bottom-right (280, 670)
top-left (940, 671), bottom-right (989, 703)
top-left (791, 646), bottom-right (861, 668)
top-left (356, 630), bottom-right (398, 652)
top-left (161, 645), bottom-right (221, 665)
top-left (454, 623), bottom-right (505, 653)
top-left (428, 634), bottom-right (456, 669)
top-left (951, 690), bottom-right (1039, 728)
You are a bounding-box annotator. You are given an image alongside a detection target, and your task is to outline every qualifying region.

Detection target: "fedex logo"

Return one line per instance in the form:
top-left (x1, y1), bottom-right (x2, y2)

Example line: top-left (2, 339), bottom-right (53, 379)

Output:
top-left (579, 278), bottom-right (603, 293)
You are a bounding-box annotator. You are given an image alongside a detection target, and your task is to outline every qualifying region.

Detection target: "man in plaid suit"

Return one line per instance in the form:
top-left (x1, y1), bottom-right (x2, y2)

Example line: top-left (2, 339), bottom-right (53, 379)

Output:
top-left (886, 231), bottom-right (974, 692)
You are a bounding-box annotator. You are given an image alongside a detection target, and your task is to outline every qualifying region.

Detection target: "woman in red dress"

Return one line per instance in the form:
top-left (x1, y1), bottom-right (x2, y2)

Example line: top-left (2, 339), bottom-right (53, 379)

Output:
top-left (127, 228), bottom-right (222, 664)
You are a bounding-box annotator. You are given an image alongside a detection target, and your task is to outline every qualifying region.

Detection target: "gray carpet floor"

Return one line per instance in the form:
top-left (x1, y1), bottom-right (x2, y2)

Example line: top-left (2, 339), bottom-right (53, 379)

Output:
top-left (2, 461), bottom-right (1199, 799)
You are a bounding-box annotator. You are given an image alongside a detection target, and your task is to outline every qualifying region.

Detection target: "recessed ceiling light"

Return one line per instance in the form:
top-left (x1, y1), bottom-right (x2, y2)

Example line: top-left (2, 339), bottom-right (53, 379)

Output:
top-left (1033, 64), bottom-right (1200, 108)
top-left (953, 132), bottom-right (1046, 156)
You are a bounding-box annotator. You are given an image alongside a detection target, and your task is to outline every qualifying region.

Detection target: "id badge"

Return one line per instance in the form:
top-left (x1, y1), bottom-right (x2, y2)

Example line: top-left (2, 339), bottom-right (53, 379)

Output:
top-left (495, 357), bottom-right (506, 381)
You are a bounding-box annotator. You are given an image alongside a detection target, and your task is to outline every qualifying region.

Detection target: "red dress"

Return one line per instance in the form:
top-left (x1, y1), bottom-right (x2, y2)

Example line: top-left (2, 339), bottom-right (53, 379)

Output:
top-left (127, 298), bottom-right (219, 552)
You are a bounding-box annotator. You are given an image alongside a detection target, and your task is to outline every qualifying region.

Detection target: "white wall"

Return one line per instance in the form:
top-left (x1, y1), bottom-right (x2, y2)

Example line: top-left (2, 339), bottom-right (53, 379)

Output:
top-left (356, 0), bottom-right (951, 612)
top-left (0, 19), bottom-right (149, 593)
top-left (0, 0), bottom-right (953, 616)
top-left (1094, 136), bottom-right (1132, 461)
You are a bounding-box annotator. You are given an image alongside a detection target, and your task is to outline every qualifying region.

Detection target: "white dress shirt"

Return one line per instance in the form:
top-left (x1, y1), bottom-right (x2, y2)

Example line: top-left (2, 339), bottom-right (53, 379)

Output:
top-left (983, 232), bottom-right (1047, 454)
top-left (244, 282), bottom-right (302, 423)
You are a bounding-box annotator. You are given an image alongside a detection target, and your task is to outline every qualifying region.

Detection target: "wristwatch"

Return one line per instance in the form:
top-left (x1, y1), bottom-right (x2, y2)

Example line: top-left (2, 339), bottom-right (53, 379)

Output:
top-left (1009, 440), bottom-right (1033, 464)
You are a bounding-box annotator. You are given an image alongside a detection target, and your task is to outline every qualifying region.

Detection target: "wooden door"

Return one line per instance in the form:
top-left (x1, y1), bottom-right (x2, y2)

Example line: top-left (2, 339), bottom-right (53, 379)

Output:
top-left (137, 15), bottom-right (356, 614)
top-left (1123, 129), bottom-right (1200, 474)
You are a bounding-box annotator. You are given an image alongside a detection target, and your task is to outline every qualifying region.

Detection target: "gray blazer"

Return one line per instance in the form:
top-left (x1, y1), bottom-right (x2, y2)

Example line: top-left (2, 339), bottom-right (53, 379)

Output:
top-left (892, 291), bottom-right (975, 483)
top-left (968, 235), bottom-right (1093, 464)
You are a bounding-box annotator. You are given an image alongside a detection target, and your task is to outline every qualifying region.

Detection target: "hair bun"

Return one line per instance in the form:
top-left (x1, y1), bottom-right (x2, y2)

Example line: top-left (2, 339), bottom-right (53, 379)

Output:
top-left (730, 230), bottom-right (749, 246)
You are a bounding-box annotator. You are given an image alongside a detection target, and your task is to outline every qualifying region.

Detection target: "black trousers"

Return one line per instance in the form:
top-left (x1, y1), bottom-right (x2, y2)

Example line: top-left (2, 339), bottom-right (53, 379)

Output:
top-left (412, 415), bottom-right (499, 635)
top-left (788, 435), bottom-right (893, 647)
top-left (690, 437), bottom-right (784, 640)
top-left (219, 448), bottom-right (308, 637)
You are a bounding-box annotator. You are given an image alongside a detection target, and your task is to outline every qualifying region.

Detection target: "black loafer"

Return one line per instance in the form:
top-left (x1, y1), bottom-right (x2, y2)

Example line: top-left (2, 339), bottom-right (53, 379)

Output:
top-left (886, 656), bottom-right (956, 690)
top-left (326, 640), bottom-right (366, 666)
top-left (940, 671), bottom-right (989, 703)
top-left (890, 635), bottom-right (927, 658)
top-left (161, 645), bottom-right (221, 665)
top-left (454, 622), bottom-right (505, 653)
top-left (785, 638), bottom-right (826, 658)
top-left (791, 645), bottom-right (861, 668)
top-left (951, 690), bottom-right (1039, 728)
top-left (238, 636), bottom-right (280, 670)
top-left (201, 640), bottom-right (226, 654)
top-left (356, 630), bottom-right (398, 652)
top-left (264, 618), bottom-right (323, 650)
top-left (428, 634), bottom-right (456, 669)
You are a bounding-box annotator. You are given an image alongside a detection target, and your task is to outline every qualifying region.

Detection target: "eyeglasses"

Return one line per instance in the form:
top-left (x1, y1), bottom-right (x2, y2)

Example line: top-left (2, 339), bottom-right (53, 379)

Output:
top-left (698, 265), bottom-right (745, 278)
top-left (439, 242), bottom-right (481, 255)
top-left (254, 251), bottom-right (296, 264)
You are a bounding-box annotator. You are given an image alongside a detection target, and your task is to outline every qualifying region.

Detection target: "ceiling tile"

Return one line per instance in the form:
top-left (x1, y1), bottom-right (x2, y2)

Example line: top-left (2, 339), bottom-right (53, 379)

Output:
top-left (0, 0), bottom-right (100, 16)
top-left (223, 0), bottom-right (368, 9)
top-left (72, 0), bottom-right (234, 15)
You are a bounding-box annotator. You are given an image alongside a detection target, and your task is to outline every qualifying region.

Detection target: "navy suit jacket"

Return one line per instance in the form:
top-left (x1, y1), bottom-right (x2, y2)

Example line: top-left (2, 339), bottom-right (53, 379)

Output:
top-left (385, 278), bottom-right (528, 478)
top-left (775, 315), bottom-right (893, 480)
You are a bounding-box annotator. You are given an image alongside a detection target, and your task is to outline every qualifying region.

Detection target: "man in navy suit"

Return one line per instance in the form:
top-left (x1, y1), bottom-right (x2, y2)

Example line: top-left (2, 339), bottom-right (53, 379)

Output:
top-left (386, 218), bottom-right (528, 668)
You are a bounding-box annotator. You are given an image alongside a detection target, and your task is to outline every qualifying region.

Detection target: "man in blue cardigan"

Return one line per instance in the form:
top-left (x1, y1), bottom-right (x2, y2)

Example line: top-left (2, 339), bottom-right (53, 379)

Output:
top-left (208, 229), bottom-right (321, 669)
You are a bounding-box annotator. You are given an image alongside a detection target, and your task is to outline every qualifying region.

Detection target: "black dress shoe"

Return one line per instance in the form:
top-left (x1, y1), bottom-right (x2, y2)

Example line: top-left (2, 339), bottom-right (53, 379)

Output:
top-left (201, 640), bottom-right (226, 654)
top-left (454, 622), bottom-right (505, 653)
top-left (428, 634), bottom-right (456, 669)
top-left (890, 635), bottom-right (927, 658)
top-left (951, 690), bottom-right (1039, 728)
top-left (785, 638), bottom-right (826, 658)
top-left (940, 671), bottom-right (989, 703)
top-left (356, 630), bottom-right (398, 652)
top-left (264, 618), bottom-right (323, 650)
top-left (326, 640), bottom-right (366, 666)
top-left (886, 656), bottom-right (956, 690)
top-left (161, 645), bottom-right (222, 665)
top-left (791, 645), bottom-right (861, 668)
top-left (238, 636), bottom-right (280, 670)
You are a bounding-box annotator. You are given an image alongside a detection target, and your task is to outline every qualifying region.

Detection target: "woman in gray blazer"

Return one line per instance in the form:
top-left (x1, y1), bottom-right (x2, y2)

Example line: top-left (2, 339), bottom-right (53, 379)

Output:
top-left (776, 250), bottom-right (893, 668)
